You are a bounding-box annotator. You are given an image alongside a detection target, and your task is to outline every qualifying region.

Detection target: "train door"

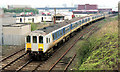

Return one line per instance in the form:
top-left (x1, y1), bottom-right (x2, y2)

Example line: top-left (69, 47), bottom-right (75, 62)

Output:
top-left (32, 36), bottom-right (38, 51)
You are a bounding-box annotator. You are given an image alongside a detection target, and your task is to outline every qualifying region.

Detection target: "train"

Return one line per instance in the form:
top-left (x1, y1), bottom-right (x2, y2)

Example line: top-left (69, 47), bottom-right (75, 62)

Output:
top-left (25, 14), bottom-right (105, 60)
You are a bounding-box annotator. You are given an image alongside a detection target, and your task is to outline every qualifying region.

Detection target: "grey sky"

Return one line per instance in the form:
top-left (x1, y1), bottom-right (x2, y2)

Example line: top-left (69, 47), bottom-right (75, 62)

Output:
top-left (0, 0), bottom-right (119, 10)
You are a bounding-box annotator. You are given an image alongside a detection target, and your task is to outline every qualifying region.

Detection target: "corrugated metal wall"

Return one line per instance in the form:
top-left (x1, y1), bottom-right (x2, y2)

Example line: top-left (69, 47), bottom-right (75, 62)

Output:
top-left (3, 34), bottom-right (25, 45)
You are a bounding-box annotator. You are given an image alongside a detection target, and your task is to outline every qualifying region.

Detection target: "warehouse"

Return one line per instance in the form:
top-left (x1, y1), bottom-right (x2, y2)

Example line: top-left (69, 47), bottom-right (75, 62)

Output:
top-left (16, 15), bottom-right (53, 23)
top-left (16, 16), bottom-right (41, 23)
top-left (2, 24), bottom-right (31, 45)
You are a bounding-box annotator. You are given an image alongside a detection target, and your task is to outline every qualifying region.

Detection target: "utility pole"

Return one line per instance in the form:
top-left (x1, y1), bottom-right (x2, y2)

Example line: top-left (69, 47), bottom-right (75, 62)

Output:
top-left (54, 8), bottom-right (56, 24)
top-left (24, 8), bottom-right (25, 23)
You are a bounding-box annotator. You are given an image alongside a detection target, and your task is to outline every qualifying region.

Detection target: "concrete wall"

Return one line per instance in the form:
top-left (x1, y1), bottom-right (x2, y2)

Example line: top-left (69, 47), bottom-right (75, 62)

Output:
top-left (0, 9), bottom-right (3, 45)
top-left (2, 13), bottom-right (16, 25)
top-left (3, 24), bottom-right (31, 45)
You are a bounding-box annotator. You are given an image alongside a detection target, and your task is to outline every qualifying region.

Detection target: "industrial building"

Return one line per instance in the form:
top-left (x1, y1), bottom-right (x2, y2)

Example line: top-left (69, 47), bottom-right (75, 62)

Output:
top-left (16, 16), bottom-right (41, 23)
top-left (2, 24), bottom-right (31, 45)
top-left (37, 7), bottom-right (76, 12)
top-left (73, 4), bottom-right (98, 17)
top-left (7, 5), bottom-right (31, 9)
top-left (77, 4), bottom-right (98, 10)
top-left (98, 8), bottom-right (112, 13)
top-left (16, 15), bottom-right (53, 23)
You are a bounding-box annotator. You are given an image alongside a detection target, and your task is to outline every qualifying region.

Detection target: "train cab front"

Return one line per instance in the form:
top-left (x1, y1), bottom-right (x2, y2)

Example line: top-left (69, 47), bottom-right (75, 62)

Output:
top-left (25, 35), bottom-right (44, 58)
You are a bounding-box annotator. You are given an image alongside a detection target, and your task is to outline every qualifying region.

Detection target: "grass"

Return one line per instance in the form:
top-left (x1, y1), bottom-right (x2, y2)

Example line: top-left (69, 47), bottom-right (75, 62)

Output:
top-left (31, 23), bottom-right (37, 31)
top-left (75, 16), bottom-right (118, 70)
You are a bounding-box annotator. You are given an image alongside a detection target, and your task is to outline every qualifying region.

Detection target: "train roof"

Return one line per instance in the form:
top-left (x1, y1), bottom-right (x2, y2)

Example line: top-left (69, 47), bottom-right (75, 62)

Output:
top-left (35, 16), bottom-right (90, 35)
top-left (31, 14), bottom-right (99, 35)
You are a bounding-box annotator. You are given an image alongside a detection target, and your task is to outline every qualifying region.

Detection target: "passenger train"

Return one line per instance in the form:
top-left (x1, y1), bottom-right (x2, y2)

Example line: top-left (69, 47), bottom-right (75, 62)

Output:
top-left (25, 14), bottom-right (105, 60)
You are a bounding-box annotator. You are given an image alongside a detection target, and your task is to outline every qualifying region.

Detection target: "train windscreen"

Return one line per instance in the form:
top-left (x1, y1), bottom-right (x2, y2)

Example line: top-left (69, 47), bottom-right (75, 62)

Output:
top-left (26, 36), bottom-right (31, 43)
top-left (39, 36), bottom-right (43, 43)
top-left (33, 36), bottom-right (37, 43)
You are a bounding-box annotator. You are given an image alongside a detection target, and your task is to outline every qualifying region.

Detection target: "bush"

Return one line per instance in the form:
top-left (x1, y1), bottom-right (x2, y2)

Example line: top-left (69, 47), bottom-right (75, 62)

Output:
top-left (31, 23), bottom-right (37, 31)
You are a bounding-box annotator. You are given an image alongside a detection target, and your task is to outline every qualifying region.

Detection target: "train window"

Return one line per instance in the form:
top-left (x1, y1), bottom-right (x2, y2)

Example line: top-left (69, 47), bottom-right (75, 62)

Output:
top-left (76, 22), bottom-right (78, 26)
top-left (88, 18), bottom-right (90, 21)
top-left (39, 36), bottom-right (43, 43)
top-left (70, 24), bottom-right (72, 29)
top-left (58, 31), bottom-right (60, 37)
top-left (46, 38), bottom-right (48, 43)
top-left (55, 32), bottom-right (57, 39)
top-left (72, 24), bottom-right (76, 28)
top-left (49, 38), bottom-right (50, 43)
top-left (82, 19), bottom-right (84, 23)
top-left (79, 21), bottom-right (81, 25)
top-left (60, 30), bottom-right (62, 36)
top-left (33, 36), bottom-right (37, 43)
top-left (85, 19), bottom-right (87, 22)
top-left (65, 26), bottom-right (69, 33)
top-left (26, 36), bottom-right (31, 43)
top-left (63, 28), bottom-right (65, 34)
top-left (52, 34), bottom-right (55, 40)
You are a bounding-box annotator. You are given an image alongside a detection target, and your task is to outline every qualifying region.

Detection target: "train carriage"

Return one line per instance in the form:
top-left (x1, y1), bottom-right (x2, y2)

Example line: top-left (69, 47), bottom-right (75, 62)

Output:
top-left (25, 14), bottom-right (105, 60)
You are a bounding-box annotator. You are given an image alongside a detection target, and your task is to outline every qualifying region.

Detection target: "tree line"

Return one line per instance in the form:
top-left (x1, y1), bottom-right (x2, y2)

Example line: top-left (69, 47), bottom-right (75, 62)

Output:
top-left (3, 8), bottom-right (39, 14)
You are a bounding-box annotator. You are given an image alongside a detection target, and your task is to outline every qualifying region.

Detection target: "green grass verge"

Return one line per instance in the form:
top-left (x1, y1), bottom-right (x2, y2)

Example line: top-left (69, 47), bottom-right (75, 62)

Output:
top-left (75, 17), bottom-right (118, 70)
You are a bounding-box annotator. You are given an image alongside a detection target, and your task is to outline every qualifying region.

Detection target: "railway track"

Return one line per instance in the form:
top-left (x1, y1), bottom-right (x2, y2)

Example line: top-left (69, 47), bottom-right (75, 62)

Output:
top-left (47, 15), bottom-right (115, 71)
top-left (11, 18), bottom-right (99, 72)
top-left (15, 59), bottom-right (33, 72)
top-left (29, 18), bottom-right (104, 71)
top-left (1, 15), bottom-right (114, 71)
top-left (0, 48), bottom-right (24, 62)
top-left (48, 20), bottom-right (100, 72)
top-left (64, 54), bottom-right (76, 71)
top-left (1, 52), bottom-right (28, 72)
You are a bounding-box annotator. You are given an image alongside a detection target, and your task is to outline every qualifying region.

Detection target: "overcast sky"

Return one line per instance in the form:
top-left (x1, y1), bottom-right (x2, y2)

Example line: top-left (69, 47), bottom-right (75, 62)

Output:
top-left (0, 0), bottom-right (119, 10)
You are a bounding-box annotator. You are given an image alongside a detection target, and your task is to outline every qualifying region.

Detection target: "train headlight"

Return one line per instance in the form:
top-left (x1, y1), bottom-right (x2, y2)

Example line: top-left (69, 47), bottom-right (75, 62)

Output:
top-left (27, 48), bottom-right (31, 53)
top-left (38, 48), bottom-right (43, 51)
top-left (27, 48), bottom-right (31, 50)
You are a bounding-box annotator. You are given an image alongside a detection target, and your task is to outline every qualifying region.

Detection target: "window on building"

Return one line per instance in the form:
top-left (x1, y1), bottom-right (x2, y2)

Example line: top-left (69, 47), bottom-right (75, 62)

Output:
top-left (33, 36), bottom-right (37, 43)
top-left (26, 36), bottom-right (31, 43)
top-left (20, 18), bottom-right (22, 22)
top-left (39, 36), bottom-right (43, 43)
top-left (28, 18), bottom-right (32, 21)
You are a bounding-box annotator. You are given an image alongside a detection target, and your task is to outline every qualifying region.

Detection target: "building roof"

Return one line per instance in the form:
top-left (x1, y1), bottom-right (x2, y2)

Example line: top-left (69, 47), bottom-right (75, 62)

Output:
top-left (53, 13), bottom-right (65, 16)
top-left (36, 7), bottom-right (77, 10)
top-left (3, 24), bottom-right (30, 27)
